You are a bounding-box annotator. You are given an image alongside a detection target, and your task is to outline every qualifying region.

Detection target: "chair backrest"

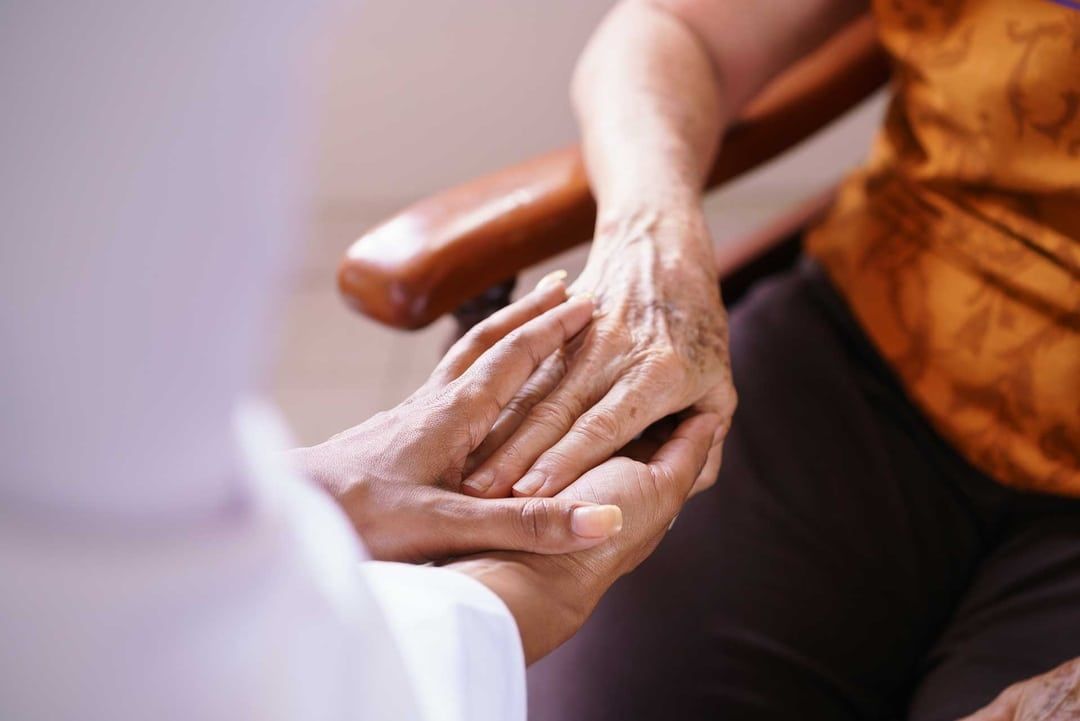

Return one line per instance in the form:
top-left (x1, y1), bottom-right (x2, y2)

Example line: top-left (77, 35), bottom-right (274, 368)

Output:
top-left (339, 13), bottom-right (889, 330)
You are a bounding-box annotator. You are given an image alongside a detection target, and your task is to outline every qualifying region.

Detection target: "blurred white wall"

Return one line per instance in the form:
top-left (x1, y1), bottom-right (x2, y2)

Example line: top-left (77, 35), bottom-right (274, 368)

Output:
top-left (273, 1), bottom-right (886, 445)
top-left (313, 1), bottom-right (613, 205)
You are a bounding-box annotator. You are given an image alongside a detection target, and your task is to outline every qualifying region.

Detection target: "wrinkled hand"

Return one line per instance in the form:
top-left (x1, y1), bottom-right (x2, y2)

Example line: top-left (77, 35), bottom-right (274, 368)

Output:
top-left (289, 280), bottom-right (626, 563)
top-left (961, 658), bottom-right (1080, 721)
top-left (462, 207), bottom-right (735, 500)
top-left (450, 411), bottom-right (721, 662)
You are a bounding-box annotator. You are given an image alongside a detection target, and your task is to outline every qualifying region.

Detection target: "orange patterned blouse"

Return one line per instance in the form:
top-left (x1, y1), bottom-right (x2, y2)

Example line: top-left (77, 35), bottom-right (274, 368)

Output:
top-left (806, 0), bottom-right (1080, 495)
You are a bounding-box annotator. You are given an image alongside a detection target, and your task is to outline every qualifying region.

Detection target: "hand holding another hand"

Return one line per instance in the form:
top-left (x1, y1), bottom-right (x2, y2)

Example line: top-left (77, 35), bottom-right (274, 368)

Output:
top-left (451, 411), bottom-right (721, 663)
top-left (289, 279), bottom-right (624, 563)
top-left (462, 206), bottom-right (736, 501)
top-left (289, 229), bottom-right (725, 664)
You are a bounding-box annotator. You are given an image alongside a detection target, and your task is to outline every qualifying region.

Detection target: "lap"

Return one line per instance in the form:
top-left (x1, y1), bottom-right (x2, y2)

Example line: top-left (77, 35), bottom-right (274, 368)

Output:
top-left (908, 503), bottom-right (1080, 721)
top-left (528, 261), bottom-right (1077, 721)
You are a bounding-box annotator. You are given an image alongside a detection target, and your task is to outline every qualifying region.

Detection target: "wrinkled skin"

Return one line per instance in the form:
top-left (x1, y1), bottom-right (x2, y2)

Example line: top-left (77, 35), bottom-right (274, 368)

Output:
top-left (288, 281), bottom-right (629, 563)
top-left (463, 207), bottom-right (736, 501)
top-left (962, 658), bottom-right (1080, 721)
top-left (449, 411), bottom-right (720, 662)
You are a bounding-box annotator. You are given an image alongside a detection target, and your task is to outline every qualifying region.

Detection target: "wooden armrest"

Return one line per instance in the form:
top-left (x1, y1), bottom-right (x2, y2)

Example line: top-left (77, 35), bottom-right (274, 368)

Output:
top-left (339, 13), bottom-right (888, 329)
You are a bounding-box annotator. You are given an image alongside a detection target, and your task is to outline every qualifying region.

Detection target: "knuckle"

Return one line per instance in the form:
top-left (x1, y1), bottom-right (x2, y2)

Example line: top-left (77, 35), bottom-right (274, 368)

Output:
top-left (529, 400), bottom-right (575, 432)
top-left (629, 349), bottom-right (683, 383)
top-left (575, 407), bottom-right (622, 443)
top-left (464, 321), bottom-right (502, 351)
top-left (448, 380), bottom-right (483, 409)
top-left (502, 396), bottom-right (532, 421)
top-left (531, 448), bottom-right (573, 478)
top-left (422, 390), bottom-right (458, 426)
top-left (516, 498), bottom-right (554, 543)
top-left (449, 381), bottom-right (500, 424)
top-left (711, 380), bottom-right (738, 416)
top-left (493, 438), bottom-right (527, 466)
top-left (592, 323), bottom-right (627, 345)
top-left (549, 349), bottom-right (569, 376)
top-left (650, 463), bottom-right (677, 492)
top-left (492, 436), bottom-right (537, 470)
top-left (1001, 681), bottom-right (1026, 701)
top-left (502, 330), bottom-right (543, 367)
top-left (552, 312), bottom-right (576, 343)
top-left (592, 334), bottom-right (632, 359)
top-left (642, 466), bottom-right (679, 514)
top-left (700, 385), bottom-right (738, 427)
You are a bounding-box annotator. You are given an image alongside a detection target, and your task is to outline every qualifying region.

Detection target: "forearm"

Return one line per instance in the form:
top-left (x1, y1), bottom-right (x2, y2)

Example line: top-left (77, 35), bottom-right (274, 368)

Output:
top-left (572, 1), bottom-right (722, 262)
top-left (573, 0), bottom-right (865, 266)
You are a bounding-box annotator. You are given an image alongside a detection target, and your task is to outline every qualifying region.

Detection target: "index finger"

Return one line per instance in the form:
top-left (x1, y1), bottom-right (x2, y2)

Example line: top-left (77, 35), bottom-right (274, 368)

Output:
top-left (452, 293), bottom-right (595, 437)
top-left (431, 273), bottom-right (569, 387)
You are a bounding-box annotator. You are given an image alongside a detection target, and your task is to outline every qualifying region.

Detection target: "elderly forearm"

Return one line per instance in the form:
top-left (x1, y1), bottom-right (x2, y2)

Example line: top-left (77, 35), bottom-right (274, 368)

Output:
top-left (572, 0), bottom-right (723, 256)
top-left (461, 1), bottom-right (858, 505)
top-left (572, 0), bottom-right (864, 260)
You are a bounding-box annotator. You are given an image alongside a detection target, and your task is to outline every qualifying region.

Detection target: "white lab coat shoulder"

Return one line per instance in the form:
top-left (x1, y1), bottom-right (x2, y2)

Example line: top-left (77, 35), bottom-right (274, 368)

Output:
top-left (0, 402), bottom-right (526, 721)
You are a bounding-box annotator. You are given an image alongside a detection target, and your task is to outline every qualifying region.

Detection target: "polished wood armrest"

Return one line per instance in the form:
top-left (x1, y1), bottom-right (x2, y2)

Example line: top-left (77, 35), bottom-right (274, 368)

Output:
top-left (339, 13), bottom-right (888, 329)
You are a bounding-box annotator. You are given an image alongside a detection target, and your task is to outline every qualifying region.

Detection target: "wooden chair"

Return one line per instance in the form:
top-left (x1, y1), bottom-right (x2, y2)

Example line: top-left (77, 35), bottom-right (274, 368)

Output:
top-left (338, 14), bottom-right (889, 336)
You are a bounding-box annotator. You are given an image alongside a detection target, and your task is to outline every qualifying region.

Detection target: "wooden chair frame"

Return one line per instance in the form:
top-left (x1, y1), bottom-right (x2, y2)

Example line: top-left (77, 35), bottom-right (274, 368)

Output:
top-left (338, 14), bottom-right (889, 331)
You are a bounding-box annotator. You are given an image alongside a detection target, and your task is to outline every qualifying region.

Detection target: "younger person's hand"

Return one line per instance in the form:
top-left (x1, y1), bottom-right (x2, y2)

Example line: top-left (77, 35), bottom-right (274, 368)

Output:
top-left (449, 411), bottom-right (721, 663)
top-left (288, 278), bottom-right (625, 563)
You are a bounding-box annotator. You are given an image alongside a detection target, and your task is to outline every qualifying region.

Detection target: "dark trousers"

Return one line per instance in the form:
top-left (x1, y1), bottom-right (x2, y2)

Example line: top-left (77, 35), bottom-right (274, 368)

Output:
top-left (528, 259), bottom-right (1080, 721)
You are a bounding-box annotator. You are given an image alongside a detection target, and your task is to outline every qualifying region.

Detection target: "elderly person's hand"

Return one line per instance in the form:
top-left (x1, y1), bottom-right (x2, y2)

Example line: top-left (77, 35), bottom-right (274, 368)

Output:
top-left (459, 0), bottom-right (766, 504)
top-left (288, 278), bottom-right (627, 563)
top-left (960, 658), bottom-right (1080, 721)
top-left (462, 206), bottom-right (735, 501)
top-left (450, 411), bottom-right (721, 663)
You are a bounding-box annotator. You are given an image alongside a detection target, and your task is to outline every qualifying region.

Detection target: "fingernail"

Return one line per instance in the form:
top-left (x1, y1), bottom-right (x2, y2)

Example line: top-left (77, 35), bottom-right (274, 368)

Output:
top-left (536, 269), bottom-right (568, 292)
top-left (462, 470), bottom-right (495, 495)
top-left (511, 472), bottom-right (545, 496)
top-left (571, 505), bottom-right (623, 538)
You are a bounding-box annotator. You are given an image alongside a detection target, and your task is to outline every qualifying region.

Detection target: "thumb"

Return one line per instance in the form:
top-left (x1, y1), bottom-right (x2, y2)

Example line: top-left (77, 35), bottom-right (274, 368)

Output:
top-left (434, 491), bottom-right (624, 556)
top-left (648, 412), bottom-right (722, 497)
top-left (689, 420), bottom-right (728, 497)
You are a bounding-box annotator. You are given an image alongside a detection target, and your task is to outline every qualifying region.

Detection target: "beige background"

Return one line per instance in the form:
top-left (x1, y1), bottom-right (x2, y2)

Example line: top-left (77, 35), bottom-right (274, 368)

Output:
top-left (271, 1), bottom-right (886, 446)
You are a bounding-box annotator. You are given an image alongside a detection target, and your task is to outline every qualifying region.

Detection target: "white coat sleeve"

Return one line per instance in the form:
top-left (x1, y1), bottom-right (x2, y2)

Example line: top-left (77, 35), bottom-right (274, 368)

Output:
top-left (362, 562), bottom-right (527, 721)
top-left (0, 3), bottom-right (526, 719)
top-left (0, 403), bottom-right (527, 721)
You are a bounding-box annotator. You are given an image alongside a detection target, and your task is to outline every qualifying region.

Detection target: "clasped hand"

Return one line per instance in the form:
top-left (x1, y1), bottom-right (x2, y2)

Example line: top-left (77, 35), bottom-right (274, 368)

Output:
top-left (290, 275), bottom-right (720, 564)
top-left (462, 208), bottom-right (736, 501)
